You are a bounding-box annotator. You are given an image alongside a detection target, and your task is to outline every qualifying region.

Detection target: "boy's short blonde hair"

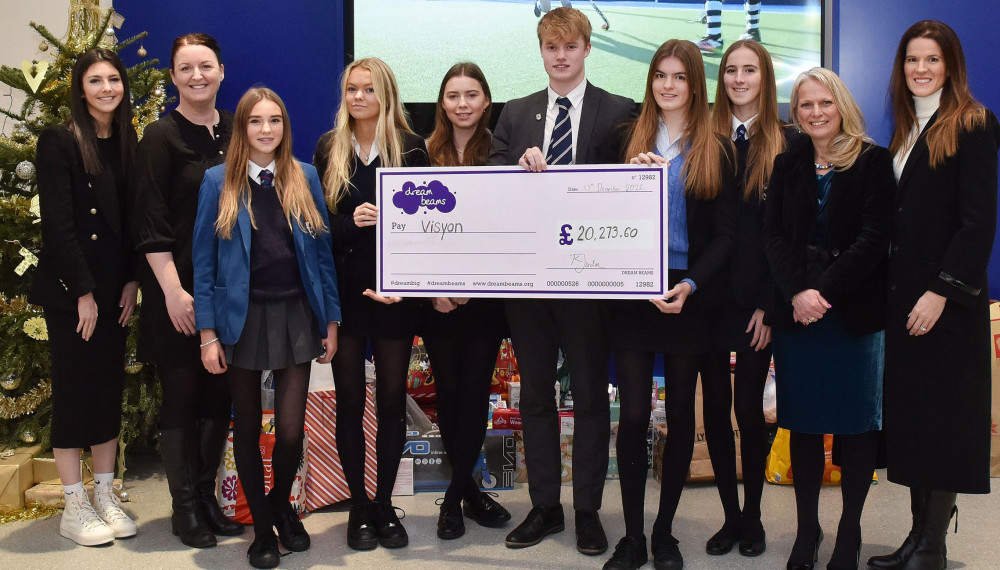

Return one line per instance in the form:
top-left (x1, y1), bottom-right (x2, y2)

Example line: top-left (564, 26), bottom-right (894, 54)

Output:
top-left (537, 7), bottom-right (591, 45)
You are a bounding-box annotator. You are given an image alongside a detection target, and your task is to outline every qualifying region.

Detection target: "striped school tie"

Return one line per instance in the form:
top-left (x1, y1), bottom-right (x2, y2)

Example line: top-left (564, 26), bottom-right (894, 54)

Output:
top-left (546, 97), bottom-right (573, 165)
top-left (259, 169), bottom-right (274, 188)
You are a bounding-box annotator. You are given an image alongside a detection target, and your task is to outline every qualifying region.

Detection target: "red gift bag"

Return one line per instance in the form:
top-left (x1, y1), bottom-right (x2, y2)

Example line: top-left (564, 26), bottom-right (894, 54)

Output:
top-left (303, 384), bottom-right (378, 511)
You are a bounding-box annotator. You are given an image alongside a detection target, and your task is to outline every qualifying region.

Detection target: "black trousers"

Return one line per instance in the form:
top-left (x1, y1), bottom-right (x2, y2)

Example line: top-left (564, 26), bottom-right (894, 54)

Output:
top-left (505, 298), bottom-right (610, 511)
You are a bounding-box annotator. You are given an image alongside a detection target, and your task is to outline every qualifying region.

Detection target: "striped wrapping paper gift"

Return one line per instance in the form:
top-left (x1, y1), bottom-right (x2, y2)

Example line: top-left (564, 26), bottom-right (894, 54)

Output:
top-left (303, 385), bottom-right (378, 511)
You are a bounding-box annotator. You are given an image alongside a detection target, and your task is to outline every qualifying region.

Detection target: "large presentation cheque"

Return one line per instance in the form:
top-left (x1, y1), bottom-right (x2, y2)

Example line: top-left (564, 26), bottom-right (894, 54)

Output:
top-left (376, 164), bottom-right (665, 299)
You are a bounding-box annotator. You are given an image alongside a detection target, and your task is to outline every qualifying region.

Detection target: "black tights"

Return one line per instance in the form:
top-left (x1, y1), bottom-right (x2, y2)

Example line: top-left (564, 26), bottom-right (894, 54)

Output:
top-left (228, 362), bottom-right (311, 536)
top-left (332, 334), bottom-right (411, 504)
top-left (158, 364), bottom-right (231, 428)
top-left (788, 430), bottom-right (877, 566)
top-left (616, 348), bottom-right (702, 538)
top-left (422, 335), bottom-right (498, 506)
top-left (701, 348), bottom-right (771, 528)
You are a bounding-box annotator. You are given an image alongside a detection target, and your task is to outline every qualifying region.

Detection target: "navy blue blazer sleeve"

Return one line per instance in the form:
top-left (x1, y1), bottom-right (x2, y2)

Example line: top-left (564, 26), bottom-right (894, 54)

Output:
top-left (192, 166), bottom-right (222, 332)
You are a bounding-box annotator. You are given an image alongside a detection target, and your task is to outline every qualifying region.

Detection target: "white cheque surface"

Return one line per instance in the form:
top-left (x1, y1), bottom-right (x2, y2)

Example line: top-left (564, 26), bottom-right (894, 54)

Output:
top-left (376, 164), bottom-right (665, 299)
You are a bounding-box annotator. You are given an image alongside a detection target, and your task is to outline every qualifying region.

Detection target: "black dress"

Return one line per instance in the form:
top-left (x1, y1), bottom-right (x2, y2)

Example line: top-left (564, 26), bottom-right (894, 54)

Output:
top-left (30, 126), bottom-right (136, 448)
top-left (313, 131), bottom-right (429, 339)
top-left (132, 110), bottom-right (233, 367)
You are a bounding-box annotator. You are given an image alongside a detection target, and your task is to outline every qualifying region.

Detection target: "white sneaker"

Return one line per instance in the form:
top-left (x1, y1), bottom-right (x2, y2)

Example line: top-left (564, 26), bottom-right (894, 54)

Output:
top-left (60, 491), bottom-right (115, 546)
top-left (94, 488), bottom-right (137, 538)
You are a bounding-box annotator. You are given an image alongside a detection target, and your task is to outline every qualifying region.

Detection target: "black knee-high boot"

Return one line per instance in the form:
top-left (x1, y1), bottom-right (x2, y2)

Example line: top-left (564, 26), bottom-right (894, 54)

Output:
top-left (159, 426), bottom-right (217, 548)
top-left (197, 418), bottom-right (244, 536)
top-left (898, 490), bottom-right (957, 570)
top-left (867, 487), bottom-right (927, 569)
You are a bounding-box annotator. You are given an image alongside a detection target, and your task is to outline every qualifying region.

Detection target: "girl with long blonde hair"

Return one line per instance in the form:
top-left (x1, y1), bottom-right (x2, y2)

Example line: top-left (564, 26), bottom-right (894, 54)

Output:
top-left (603, 39), bottom-right (738, 570)
top-left (312, 57), bottom-right (429, 552)
top-left (193, 87), bottom-right (341, 569)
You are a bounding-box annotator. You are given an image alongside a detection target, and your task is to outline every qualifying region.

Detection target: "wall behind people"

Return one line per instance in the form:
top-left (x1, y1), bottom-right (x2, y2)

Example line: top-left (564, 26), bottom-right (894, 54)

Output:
top-left (114, 0), bottom-right (343, 161)
top-left (112, 0), bottom-right (1000, 297)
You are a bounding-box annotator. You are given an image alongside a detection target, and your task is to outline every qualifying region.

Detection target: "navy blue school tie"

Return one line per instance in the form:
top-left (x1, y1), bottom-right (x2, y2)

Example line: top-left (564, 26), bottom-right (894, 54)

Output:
top-left (259, 169), bottom-right (274, 188)
top-left (735, 124), bottom-right (748, 142)
top-left (546, 97), bottom-right (573, 165)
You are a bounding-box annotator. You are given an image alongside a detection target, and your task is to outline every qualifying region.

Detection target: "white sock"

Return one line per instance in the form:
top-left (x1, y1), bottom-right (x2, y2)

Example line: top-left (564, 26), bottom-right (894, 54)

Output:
top-left (63, 481), bottom-right (85, 498)
top-left (94, 472), bottom-right (114, 493)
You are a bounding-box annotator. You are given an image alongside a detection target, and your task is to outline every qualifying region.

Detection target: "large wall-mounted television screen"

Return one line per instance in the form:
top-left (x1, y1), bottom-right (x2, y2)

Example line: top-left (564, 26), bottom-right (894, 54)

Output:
top-left (351, 0), bottom-right (823, 104)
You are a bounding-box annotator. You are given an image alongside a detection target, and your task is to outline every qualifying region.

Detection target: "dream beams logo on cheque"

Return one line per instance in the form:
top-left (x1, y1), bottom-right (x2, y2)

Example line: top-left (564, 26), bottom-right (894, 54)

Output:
top-left (392, 180), bottom-right (456, 214)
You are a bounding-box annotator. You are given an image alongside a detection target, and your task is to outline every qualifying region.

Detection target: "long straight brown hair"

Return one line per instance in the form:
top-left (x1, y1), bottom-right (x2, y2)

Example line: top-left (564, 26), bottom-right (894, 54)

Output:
top-left (711, 40), bottom-right (785, 199)
top-left (67, 48), bottom-right (134, 176)
top-left (215, 87), bottom-right (326, 239)
top-left (426, 62), bottom-right (493, 167)
top-left (888, 20), bottom-right (986, 167)
top-left (625, 39), bottom-right (727, 199)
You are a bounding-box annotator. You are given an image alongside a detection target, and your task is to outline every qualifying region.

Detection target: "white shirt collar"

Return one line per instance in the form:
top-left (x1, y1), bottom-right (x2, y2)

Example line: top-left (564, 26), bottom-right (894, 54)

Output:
top-left (655, 119), bottom-right (683, 161)
top-left (730, 114), bottom-right (759, 140)
top-left (547, 78), bottom-right (587, 112)
top-left (351, 133), bottom-right (380, 163)
top-left (248, 160), bottom-right (277, 185)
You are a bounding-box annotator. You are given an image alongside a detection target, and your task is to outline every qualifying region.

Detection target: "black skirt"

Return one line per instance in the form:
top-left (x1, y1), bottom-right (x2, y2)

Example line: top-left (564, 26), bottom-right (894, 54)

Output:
top-left (224, 296), bottom-right (323, 370)
top-left (46, 307), bottom-right (126, 448)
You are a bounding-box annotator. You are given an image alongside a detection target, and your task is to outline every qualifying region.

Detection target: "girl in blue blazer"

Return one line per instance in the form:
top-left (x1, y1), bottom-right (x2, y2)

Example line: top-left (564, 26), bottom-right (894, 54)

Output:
top-left (192, 87), bottom-right (341, 569)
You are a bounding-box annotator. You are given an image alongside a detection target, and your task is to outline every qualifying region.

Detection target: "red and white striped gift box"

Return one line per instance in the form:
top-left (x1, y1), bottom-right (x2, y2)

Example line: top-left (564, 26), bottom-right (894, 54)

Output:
top-left (303, 385), bottom-right (377, 511)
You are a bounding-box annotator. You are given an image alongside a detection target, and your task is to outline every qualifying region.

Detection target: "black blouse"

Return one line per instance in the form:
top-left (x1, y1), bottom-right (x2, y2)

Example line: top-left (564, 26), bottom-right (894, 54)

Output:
top-left (132, 109), bottom-right (233, 364)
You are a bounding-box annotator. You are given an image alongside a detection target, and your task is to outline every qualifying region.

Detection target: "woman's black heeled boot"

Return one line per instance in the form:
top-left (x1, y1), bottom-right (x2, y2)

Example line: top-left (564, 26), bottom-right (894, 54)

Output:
top-left (867, 488), bottom-right (927, 569)
top-left (898, 491), bottom-right (957, 570)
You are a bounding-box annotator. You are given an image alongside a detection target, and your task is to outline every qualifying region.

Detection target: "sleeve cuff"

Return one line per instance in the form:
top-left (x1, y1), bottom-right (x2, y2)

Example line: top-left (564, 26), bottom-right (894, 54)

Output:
top-left (681, 278), bottom-right (697, 293)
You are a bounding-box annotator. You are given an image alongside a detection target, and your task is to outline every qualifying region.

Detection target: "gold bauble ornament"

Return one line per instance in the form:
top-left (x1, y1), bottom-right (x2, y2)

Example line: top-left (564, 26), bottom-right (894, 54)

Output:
top-left (137, 46), bottom-right (147, 58)
top-left (39, 41), bottom-right (49, 52)
top-left (153, 87), bottom-right (164, 97)
top-left (105, 26), bottom-right (115, 36)
top-left (0, 375), bottom-right (20, 391)
top-left (20, 429), bottom-right (36, 444)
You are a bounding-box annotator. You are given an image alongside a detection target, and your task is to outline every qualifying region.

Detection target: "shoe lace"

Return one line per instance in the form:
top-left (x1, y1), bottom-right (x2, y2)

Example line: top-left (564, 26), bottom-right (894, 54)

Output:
top-left (70, 494), bottom-right (109, 530)
top-left (609, 537), bottom-right (638, 561)
top-left (375, 501), bottom-right (406, 521)
top-left (95, 490), bottom-right (130, 523)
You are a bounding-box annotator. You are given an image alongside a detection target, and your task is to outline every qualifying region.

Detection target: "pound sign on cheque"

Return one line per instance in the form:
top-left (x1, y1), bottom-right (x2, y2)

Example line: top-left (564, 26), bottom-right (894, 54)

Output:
top-left (558, 224), bottom-right (574, 246)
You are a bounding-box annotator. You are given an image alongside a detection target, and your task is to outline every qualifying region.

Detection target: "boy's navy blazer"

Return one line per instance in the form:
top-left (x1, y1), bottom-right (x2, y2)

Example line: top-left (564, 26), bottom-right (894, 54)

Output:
top-left (193, 161), bottom-right (341, 345)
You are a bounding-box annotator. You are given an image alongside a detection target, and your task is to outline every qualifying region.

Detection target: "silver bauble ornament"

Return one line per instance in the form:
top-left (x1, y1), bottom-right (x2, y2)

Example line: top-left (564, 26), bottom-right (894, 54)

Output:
top-left (0, 374), bottom-right (20, 390)
top-left (15, 160), bottom-right (36, 180)
top-left (137, 46), bottom-right (147, 58)
top-left (105, 26), bottom-right (115, 36)
top-left (20, 429), bottom-right (36, 444)
top-left (39, 41), bottom-right (49, 52)
top-left (153, 88), bottom-right (164, 97)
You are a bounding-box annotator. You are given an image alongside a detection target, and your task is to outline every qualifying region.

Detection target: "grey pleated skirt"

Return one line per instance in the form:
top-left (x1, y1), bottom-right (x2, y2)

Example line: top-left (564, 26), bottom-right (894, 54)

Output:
top-left (224, 295), bottom-right (323, 370)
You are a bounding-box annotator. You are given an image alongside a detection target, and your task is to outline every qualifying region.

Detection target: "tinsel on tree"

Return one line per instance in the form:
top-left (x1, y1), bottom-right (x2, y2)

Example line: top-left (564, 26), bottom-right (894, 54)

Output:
top-left (0, 1), bottom-right (168, 467)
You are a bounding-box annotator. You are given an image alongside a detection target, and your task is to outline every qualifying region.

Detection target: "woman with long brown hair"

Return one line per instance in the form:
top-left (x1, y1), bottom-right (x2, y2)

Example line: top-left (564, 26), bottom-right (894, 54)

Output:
top-left (872, 20), bottom-right (998, 570)
top-left (30, 47), bottom-right (138, 547)
top-left (313, 57), bottom-right (429, 551)
top-left (603, 39), bottom-right (737, 570)
top-left (422, 62), bottom-right (512, 541)
top-left (193, 87), bottom-right (340, 568)
top-left (700, 39), bottom-right (797, 559)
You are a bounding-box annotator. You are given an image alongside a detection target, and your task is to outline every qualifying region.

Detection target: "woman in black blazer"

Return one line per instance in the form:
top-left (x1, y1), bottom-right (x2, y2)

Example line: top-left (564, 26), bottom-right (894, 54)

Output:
top-left (871, 21), bottom-right (999, 570)
top-left (702, 39), bottom-right (798, 559)
top-left (313, 57), bottom-right (429, 552)
top-left (603, 39), bottom-right (737, 570)
top-left (421, 62), bottom-right (512, 540)
top-left (29, 48), bottom-right (138, 546)
top-left (763, 68), bottom-right (894, 570)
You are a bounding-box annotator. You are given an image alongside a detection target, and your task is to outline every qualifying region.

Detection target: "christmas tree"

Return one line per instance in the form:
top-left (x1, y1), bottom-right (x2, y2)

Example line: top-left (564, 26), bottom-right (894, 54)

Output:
top-left (0, 1), bottom-right (166, 466)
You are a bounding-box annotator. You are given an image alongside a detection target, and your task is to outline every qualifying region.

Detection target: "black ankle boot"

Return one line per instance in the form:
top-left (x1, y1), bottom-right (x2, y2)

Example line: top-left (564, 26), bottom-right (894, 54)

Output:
top-left (196, 418), bottom-right (244, 536)
top-left (898, 491), bottom-right (957, 570)
top-left (867, 488), bottom-right (927, 569)
top-left (159, 426), bottom-right (217, 548)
